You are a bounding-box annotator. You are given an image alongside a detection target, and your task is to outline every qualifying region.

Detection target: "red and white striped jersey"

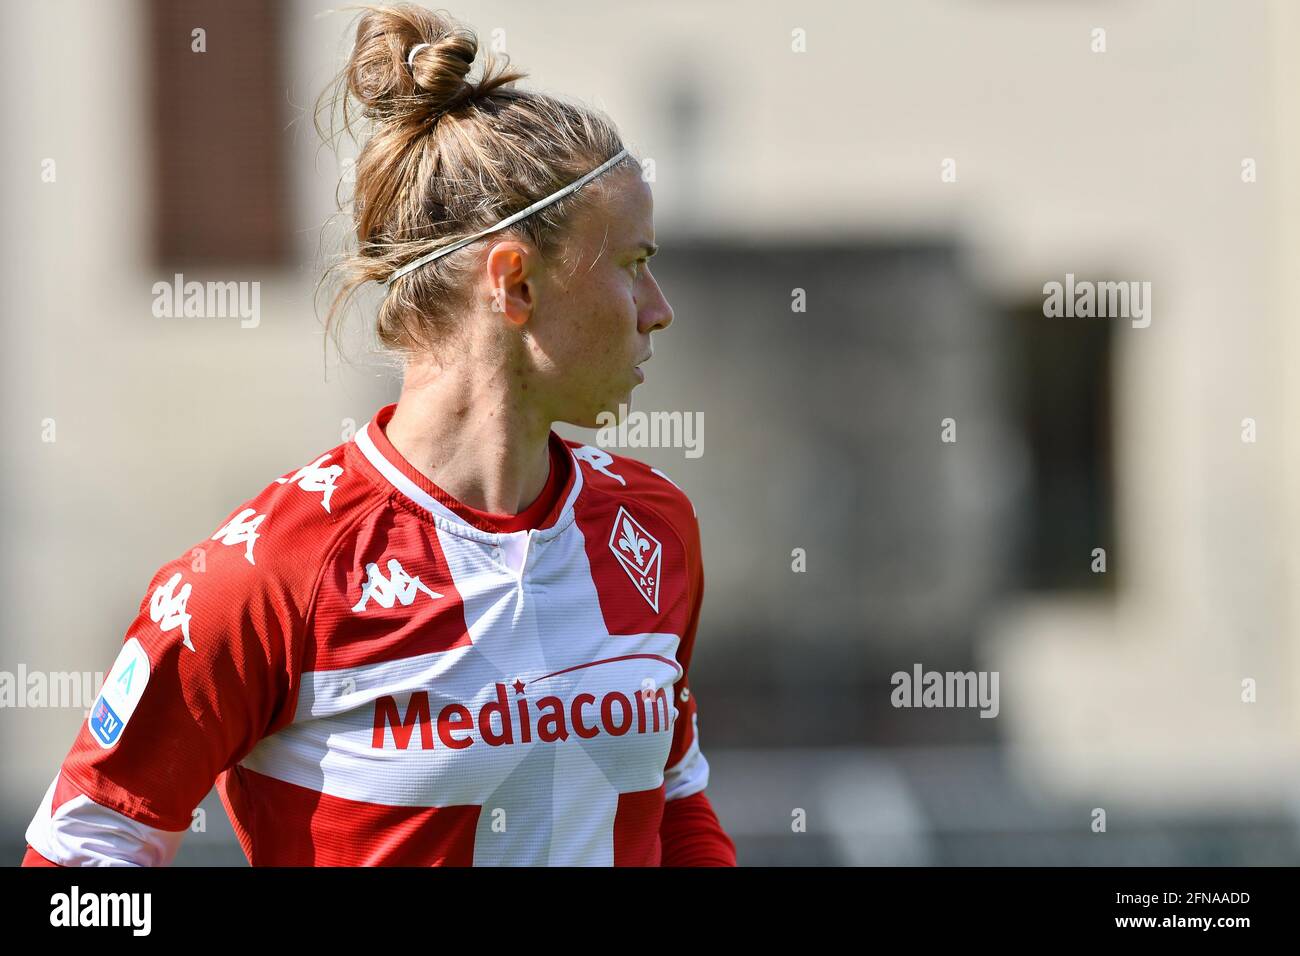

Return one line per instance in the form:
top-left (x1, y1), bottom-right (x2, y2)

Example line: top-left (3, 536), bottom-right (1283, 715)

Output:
top-left (25, 402), bottom-right (724, 866)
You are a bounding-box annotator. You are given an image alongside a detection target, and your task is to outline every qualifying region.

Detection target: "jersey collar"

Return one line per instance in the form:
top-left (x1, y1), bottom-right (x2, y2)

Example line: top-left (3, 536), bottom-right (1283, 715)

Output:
top-left (351, 402), bottom-right (584, 543)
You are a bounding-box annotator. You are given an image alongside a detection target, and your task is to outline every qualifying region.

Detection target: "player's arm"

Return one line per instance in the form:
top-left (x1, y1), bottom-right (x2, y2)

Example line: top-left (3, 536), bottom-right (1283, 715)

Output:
top-left (21, 516), bottom-right (307, 867)
top-left (659, 509), bottom-right (737, 867)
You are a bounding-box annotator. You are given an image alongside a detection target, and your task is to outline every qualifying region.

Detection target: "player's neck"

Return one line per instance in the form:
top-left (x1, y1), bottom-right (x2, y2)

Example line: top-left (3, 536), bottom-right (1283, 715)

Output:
top-left (385, 358), bottom-right (554, 517)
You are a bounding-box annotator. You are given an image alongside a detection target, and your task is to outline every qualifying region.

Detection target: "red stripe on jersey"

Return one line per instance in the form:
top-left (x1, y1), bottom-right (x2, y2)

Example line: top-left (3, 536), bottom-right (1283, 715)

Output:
top-left (22, 844), bottom-right (61, 867)
top-left (659, 791), bottom-right (737, 866)
top-left (570, 487), bottom-right (691, 638)
top-left (218, 765), bottom-right (480, 866)
top-left (304, 483), bottom-right (472, 672)
top-left (613, 785), bottom-right (665, 865)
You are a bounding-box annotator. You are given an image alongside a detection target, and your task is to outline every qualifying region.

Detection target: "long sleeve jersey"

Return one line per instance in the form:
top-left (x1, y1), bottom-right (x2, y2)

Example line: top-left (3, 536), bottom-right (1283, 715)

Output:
top-left (22, 402), bottom-right (736, 866)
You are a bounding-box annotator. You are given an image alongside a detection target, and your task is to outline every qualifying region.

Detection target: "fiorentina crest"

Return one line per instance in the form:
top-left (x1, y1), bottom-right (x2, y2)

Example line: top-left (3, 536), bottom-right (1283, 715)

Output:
top-left (608, 506), bottom-right (662, 612)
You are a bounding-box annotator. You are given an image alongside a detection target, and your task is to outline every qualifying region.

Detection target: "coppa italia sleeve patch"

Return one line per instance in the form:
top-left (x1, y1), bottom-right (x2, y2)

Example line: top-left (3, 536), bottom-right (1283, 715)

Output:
top-left (88, 638), bottom-right (150, 749)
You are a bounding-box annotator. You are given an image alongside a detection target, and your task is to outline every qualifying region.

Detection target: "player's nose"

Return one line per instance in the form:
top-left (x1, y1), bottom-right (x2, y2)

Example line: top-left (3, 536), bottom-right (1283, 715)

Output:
top-left (638, 271), bottom-right (673, 333)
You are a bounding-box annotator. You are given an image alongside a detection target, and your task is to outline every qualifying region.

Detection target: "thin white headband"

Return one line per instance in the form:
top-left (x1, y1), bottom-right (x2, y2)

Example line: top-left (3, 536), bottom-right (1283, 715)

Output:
top-left (384, 147), bottom-right (630, 287)
top-left (406, 43), bottom-right (430, 67)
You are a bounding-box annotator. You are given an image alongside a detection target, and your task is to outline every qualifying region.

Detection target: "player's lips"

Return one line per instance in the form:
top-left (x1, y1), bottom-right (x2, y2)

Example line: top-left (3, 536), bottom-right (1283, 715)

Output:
top-left (633, 354), bottom-right (651, 382)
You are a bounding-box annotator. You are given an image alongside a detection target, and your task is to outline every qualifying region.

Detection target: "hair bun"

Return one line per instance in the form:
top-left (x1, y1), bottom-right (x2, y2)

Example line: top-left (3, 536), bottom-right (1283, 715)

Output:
top-left (347, 6), bottom-right (479, 122)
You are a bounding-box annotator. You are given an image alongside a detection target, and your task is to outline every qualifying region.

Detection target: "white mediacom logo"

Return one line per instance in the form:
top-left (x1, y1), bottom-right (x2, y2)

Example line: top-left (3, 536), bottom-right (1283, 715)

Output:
top-left (608, 506), bottom-right (662, 612)
top-left (353, 558), bottom-right (443, 612)
top-left (275, 454), bottom-right (343, 512)
top-left (150, 572), bottom-right (194, 652)
top-left (212, 508), bottom-right (265, 564)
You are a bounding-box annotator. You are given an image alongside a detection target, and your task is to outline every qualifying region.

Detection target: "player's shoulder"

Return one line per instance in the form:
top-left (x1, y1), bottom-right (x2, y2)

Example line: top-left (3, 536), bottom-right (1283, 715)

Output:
top-left (200, 433), bottom-right (383, 577)
top-left (126, 433), bottom-right (385, 664)
top-left (132, 432), bottom-right (380, 615)
top-left (564, 438), bottom-right (699, 534)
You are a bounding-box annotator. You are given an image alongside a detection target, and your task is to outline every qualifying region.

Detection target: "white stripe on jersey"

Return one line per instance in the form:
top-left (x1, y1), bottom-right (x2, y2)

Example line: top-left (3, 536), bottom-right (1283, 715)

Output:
top-left (26, 773), bottom-right (186, 867)
top-left (664, 711), bottom-right (711, 800)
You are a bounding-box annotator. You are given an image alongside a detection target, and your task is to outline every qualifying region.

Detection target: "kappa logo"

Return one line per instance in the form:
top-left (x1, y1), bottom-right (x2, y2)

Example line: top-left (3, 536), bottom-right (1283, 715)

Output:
top-left (608, 506), bottom-right (662, 611)
top-left (275, 454), bottom-right (343, 512)
top-left (353, 558), bottom-right (443, 612)
top-left (149, 572), bottom-right (194, 652)
top-left (573, 445), bottom-right (626, 485)
top-left (212, 507), bottom-right (265, 564)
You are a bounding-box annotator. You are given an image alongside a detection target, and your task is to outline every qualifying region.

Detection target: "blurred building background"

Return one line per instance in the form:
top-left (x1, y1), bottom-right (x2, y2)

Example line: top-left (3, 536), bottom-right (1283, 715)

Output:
top-left (2, 0), bottom-right (1299, 865)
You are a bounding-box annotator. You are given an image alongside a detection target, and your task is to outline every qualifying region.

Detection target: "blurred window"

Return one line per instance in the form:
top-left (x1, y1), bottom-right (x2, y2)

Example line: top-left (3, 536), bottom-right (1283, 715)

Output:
top-left (148, 0), bottom-right (289, 267)
top-left (1006, 295), bottom-right (1114, 590)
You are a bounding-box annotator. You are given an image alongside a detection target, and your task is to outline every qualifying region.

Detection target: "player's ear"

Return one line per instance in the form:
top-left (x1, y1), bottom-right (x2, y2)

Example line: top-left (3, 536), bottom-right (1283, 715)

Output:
top-left (484, 241), bottom-right (535, 327)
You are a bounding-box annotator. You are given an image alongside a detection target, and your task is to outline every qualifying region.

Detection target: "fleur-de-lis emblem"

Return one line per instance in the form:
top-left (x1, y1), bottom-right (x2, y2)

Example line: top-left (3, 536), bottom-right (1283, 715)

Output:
top-left (618, 517), bottom-right (650, 568)
top-left (607, 506), bottom-right (663, 612)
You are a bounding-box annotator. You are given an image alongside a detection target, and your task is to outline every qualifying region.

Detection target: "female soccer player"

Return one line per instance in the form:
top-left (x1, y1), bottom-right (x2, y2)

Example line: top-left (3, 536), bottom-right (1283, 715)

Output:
top-left (22, 3), bottom-right (735, 867)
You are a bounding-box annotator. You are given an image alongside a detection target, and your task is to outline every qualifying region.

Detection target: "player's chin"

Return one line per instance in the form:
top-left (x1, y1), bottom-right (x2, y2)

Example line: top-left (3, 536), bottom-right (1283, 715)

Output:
top-left (563, 385), bottom-right (636, 429)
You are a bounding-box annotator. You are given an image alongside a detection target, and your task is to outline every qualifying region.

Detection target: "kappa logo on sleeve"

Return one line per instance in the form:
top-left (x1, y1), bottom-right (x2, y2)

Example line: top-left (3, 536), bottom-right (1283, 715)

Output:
top-left (573, 445), bottom-right (626, 485)
top-left (88, 637), bottom-right (150, 749)
top-left (275, 453), bottom-right (344, 512)
top-left (212, 507), bottom-right (265, 564)
top-left (149, 572), bottom-right (194, 651)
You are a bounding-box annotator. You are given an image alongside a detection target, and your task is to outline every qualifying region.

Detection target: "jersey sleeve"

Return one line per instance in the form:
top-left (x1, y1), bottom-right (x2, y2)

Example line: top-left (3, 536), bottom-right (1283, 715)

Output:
top-left (660, 494), bottom-right (713, 802)
top-left (657, 501), bottom-right (736, 864)
top-left (24, 502), bottom-right (312, 866)
top-left (659, 791), bottom-right (736, 866)
top-left (662, 545), bottom-right (711, 802)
